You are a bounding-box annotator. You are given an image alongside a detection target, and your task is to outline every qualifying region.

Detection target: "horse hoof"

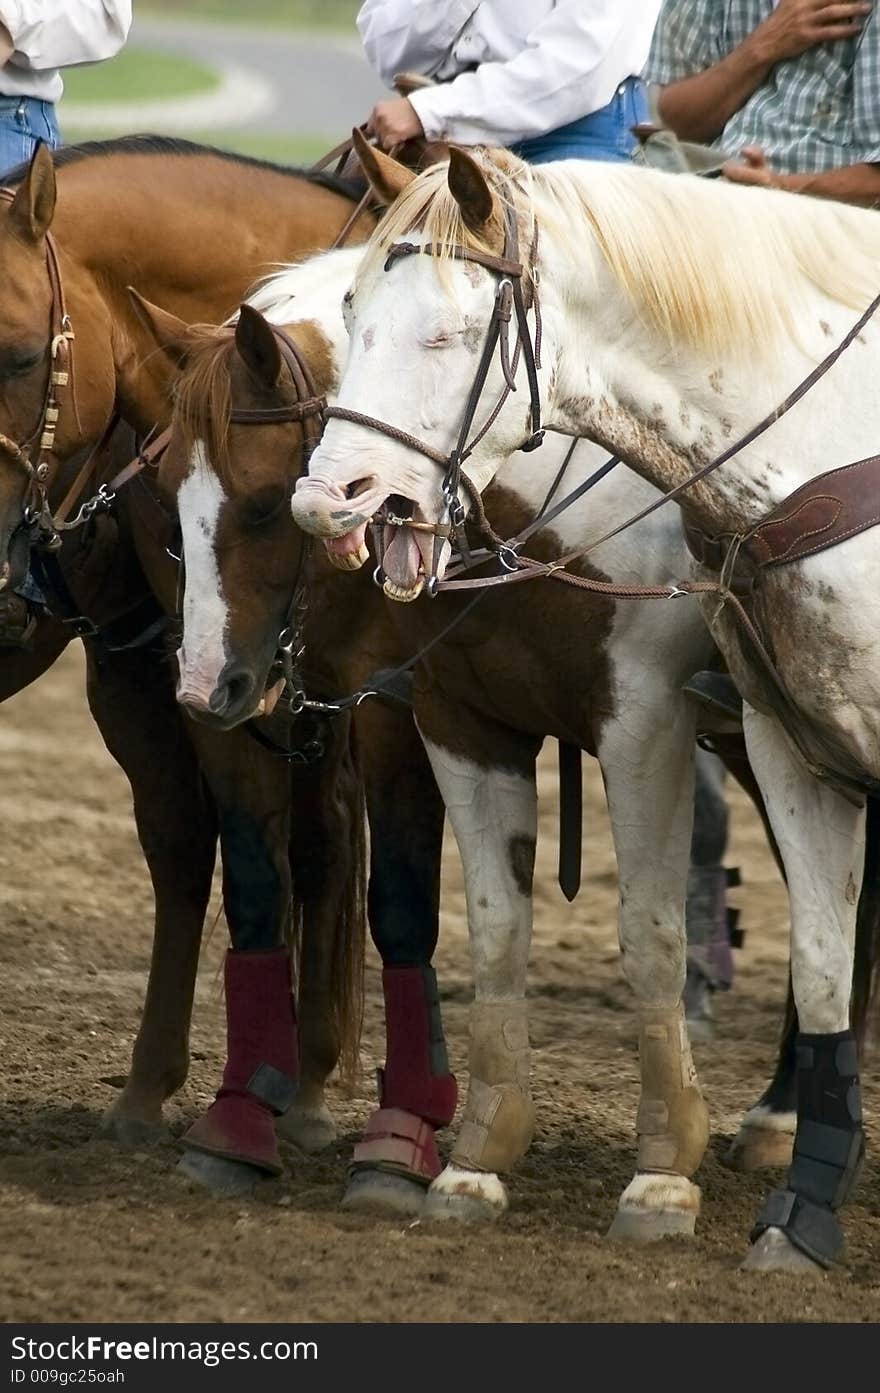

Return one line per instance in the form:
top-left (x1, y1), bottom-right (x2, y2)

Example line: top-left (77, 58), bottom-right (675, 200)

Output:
top-left (741, 1227), bottom-right (824, 1277)
top-left (98, 1109), bottom-right (169, 1147)
top-left (177, 1149), bottom-right (274, 1196)
top-left (607, 1205), bottom-right (697, 1243)
top-left (422, 1164), bottom-right (508, 1224)
top-left (607, 1174), bottom-right (700, 1244)
top-left (725, 1118), bottom-right (794, 1172)
top-left (277, 1104), bottom-right (337, 1154)
top-left (342, 1169), bottom-right (426, 1218)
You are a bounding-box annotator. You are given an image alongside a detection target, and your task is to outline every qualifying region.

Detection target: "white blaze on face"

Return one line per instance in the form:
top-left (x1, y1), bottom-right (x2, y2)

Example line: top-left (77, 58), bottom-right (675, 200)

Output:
top-left (176, 441), bottom-right (229, 709)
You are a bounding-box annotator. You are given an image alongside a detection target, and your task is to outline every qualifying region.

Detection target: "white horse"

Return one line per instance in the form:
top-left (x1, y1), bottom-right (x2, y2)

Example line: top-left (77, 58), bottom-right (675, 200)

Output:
top-left (290, 142), bottom-right (879, 1274)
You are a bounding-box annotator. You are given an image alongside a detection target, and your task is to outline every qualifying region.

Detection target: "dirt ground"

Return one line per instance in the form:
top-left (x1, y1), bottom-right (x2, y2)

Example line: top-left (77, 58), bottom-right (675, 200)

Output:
top-left (0, 645), bottom-right (877, 1324)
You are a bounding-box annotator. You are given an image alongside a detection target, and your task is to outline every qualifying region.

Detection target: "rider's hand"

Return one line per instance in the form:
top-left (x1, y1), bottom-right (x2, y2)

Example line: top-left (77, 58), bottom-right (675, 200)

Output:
top-left (722, 146), bottom-right (777, 188)
top-left (752, 0), bottom-right (872, 62)
top-left (365, 97), bottom-right (424, 152)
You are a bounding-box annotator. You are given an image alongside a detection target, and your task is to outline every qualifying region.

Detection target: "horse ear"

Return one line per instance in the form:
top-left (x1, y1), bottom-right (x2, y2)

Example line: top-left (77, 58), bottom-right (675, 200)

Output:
top-left (235, 304), bottom-right (282, 388)
top-left (8, 144), bottom-right (56, 243)
top-left (447, 147), bottom-right (494, 230)
top-left (127, 287), bottom-right (191, 368)
top-left (352, 127), bottom-right (416, 206)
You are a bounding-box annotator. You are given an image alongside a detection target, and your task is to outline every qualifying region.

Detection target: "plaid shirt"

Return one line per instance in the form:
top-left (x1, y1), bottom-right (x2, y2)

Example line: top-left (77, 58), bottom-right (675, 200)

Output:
top-left (646, 1), bottom-right (880, 172)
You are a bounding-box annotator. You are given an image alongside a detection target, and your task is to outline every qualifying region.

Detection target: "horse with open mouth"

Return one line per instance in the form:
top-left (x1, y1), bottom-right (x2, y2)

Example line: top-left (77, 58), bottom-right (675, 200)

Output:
top-left (137, 223), bottom-right (880, 1230)
top-left (0, 136), bottom-right (387, 1188)
top-left (288, 137), bottom-right (880, 1272)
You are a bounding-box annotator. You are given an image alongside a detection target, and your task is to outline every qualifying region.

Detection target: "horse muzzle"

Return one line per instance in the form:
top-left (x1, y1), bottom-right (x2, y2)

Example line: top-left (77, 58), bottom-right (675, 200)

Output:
top-left (290, 476), bottom-right (372, 539)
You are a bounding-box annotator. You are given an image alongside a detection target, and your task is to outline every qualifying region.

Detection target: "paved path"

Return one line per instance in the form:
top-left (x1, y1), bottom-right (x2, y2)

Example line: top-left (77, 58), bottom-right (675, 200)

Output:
top-left (61, 13), bottom-right (385, 137)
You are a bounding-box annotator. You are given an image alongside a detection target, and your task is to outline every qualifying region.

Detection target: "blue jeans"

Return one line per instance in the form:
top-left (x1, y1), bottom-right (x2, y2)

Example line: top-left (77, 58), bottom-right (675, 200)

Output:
top-left (0, 96), bottom-right (61, 178)
top-left (512, 77), bottom-right (647, 165)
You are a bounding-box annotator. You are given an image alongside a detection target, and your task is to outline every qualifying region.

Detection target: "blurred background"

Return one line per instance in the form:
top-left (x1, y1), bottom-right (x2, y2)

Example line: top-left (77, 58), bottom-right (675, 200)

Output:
top-left (60, 1), bottom-right (384, 164)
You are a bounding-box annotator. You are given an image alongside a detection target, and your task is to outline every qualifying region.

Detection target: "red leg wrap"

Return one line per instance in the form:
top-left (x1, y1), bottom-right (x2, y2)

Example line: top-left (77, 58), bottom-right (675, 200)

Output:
top-left (352, 1107), bottom-right (442, 1184)
top-left (183, 948), bottom-right (298, 1176)
top-left (379, 966), bottom-right (457, 1126)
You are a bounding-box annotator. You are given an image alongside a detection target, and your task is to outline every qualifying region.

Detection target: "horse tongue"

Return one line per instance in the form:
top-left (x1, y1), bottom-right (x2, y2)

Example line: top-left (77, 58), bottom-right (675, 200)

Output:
top-left (256, 678), bottom-right (285, 718)
top-left (324, 522), bottom-right (369, 571)
top-left (383, 525), bottom-right (422, 594)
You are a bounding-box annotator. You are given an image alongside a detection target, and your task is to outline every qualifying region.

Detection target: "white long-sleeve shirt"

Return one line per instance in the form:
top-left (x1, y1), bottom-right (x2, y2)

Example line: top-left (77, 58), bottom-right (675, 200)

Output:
top-left (357, 1), bottom-right (662, 146)
top-left (0, 2), bottom-right (132, 102)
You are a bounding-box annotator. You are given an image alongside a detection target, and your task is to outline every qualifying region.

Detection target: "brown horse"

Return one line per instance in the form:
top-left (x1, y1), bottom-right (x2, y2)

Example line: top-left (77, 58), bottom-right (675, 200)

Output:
top-left (136, 276), bottom-right (880, 1218)
top-left (0, 139), bottom-right (445, 1189)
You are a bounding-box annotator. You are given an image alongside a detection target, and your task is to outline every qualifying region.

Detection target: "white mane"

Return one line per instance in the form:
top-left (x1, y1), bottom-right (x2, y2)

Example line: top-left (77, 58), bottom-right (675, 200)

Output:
top-left (358, 150), bottom-right (880, 360)
top-left (243, 246), bottom-right (363, 325)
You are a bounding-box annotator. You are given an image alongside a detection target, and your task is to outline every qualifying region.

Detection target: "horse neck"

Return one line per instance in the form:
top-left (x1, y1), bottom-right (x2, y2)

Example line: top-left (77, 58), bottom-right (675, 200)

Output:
top-left (53, 152), bottom-right (371, 439)
top-left (539, 223), bottom-right (880, 538)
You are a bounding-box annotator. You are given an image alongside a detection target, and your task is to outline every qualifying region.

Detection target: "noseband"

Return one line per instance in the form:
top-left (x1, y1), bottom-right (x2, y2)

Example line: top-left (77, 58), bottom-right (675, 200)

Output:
top-left (324, 196), bottom-right (544, 593)
top-left (0, 186), bottom-right (75, 549)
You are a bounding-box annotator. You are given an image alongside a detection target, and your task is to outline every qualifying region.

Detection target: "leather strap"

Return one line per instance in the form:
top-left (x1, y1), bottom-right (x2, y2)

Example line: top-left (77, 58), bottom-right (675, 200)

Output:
top-left (558, 740), bottom-right (582, 902)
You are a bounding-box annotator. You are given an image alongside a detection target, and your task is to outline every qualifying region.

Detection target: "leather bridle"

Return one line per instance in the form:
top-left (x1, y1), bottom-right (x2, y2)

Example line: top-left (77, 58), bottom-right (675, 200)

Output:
top-left (0, 186), bottom-right (76, 549)
top-left (324, 196), bottom-right (545, 593)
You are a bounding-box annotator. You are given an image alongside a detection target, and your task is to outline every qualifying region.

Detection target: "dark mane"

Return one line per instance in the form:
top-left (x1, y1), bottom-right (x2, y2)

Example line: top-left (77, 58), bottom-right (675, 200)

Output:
top-left (2, 134), bottom-right (364, 203)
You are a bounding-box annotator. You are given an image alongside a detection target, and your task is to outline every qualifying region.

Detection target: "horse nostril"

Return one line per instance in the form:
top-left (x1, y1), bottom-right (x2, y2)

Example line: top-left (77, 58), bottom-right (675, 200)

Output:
top-left (211, 667), bottom-right (255, 718)
top-left (208, 685), bottom-right (230, 715)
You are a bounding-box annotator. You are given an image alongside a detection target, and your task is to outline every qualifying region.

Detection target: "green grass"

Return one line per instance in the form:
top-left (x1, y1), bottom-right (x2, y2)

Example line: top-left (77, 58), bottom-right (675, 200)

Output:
top-left (63, 47), bottom-right (219, 104)
top-left (63, 127), bottom-right (333, 167)
top-left (141, 1), bottom-right (360, 30)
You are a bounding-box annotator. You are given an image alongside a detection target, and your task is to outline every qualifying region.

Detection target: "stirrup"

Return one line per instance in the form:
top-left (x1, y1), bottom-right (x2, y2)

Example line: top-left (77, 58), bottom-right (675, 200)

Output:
top-left (683, 670), bottom-right (743, 732)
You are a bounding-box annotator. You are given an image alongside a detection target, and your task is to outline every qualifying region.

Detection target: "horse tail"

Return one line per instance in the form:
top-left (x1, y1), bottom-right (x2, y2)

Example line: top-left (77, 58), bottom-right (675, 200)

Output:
top-left (852, 793), bottom-right (880, 1055)
top-left (333, 713), bottom-right (367, 1089)
top-left (288, 711), bottom-right (367, 1097)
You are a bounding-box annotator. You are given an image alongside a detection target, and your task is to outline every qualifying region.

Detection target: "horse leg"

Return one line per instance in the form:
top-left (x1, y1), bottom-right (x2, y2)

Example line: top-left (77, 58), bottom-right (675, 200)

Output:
top-left (684, 748), bottom-right (731, 1041)
top-left (341, 699), bottom-right (451, 1218)
top-left (175, 723), bottom-right (299, 1194)
top-left (599, 700), bottom-right (710, 1243)
top-left (278, 709), bottom-right (366, 1154)
top-left (83, 641), bottom-right (218, 1144)
top-left (413, 710), bottom-right (539, 1223)
top-left (741, 707), bottom-right (865, 1276)
top-left (178, 716), bottom-right (366, 1194)
top-left (703, 733), bottom-right (798, 1169)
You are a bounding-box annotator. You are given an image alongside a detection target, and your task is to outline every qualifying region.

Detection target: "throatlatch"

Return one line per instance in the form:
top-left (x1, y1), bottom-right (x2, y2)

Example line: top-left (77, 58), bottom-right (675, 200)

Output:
top-left (182, 948), bottom-right (299, 1176)
top-left (751, 1030), bottom-right (864, 1267)
top-left (350, 966), bottom-right (457, 1185)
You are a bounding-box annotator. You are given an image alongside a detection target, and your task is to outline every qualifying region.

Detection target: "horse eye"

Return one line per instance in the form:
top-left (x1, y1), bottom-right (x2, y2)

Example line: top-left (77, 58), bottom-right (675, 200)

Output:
top-left (0, 345), bottom-right (44, 378)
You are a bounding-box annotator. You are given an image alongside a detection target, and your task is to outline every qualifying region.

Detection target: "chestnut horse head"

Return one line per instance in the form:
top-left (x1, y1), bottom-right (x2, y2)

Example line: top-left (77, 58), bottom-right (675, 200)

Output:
top-left (134, 293), bottom-right (337, 729)
top-left (0, 147), bottom-right (115, 586)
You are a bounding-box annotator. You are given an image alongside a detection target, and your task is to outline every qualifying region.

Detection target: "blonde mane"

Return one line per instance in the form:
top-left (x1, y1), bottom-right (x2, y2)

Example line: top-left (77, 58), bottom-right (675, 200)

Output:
top-left (358, 148), bottom-right (880, 360)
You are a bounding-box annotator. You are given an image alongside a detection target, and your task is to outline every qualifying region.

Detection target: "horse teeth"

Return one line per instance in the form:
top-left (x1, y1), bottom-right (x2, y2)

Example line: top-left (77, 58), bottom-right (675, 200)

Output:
top-left (325, 542), bottom-right (369, 572)
top-left (382, 577), bottom-right (425, 603)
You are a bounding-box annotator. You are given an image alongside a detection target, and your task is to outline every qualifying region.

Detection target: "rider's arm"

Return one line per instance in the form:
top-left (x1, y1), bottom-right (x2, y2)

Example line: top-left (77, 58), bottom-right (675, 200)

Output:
top-left (405, 0), bottom-right (661, 146)
top-left (734, 160), bottom-right (880, 207)
top-left (357, 0), bottom-right (479, 86)
top-left (0, 2), bottom-right (132, 69)
top-left (649, 0), bottom-right (872, 143)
